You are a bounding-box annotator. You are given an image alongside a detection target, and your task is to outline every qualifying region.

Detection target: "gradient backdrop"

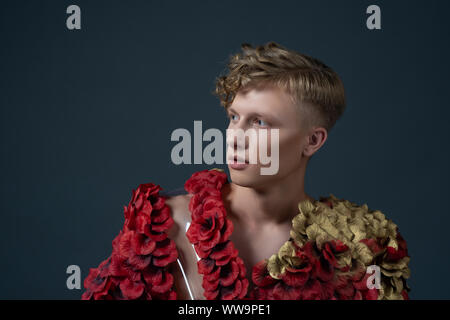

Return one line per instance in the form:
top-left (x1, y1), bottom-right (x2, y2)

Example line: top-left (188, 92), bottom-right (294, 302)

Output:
top-left (1, 0), bottom-right (449, 299)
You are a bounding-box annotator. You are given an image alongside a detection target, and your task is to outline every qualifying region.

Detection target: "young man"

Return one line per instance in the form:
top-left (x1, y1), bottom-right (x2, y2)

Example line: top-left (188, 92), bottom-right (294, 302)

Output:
top-left (82, 42), bottom-right (410, 300)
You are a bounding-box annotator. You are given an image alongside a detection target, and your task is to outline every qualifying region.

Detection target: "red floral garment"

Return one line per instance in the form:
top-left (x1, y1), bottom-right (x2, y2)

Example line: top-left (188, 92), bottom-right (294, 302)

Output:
top-left (185, 169), bottom-right (248, 299)
top-left (82, 169), bottom-right (411, 300)
top-left (82, 183), bottom-right (178, 300)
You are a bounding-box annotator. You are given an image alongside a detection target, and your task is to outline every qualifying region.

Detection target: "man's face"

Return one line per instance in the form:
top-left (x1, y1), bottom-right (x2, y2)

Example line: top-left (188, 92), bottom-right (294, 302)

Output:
top-left (226, 84), bottom-right (311, 188)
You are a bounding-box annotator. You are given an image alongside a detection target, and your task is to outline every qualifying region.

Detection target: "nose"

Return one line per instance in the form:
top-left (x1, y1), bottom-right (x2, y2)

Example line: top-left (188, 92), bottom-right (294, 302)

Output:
top-left (226, 128), bottom-right (249, 153)
top-left (226, 116), bottom-right (254, 159)
top-left (233, 135), bottom-right (246, 152)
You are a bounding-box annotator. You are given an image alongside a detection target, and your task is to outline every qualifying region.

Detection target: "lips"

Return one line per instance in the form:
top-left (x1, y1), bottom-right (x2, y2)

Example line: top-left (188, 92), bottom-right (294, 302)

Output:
top-left (228, 155), bottom-right (249, 170)
top-left (228, 155), bottom-right (249, 164)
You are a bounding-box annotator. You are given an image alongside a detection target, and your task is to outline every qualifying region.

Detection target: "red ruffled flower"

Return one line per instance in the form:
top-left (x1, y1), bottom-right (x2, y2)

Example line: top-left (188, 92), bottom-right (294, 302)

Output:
top-left (252, 261), bottom-right (277, 287)
top-left (184, 169), bottom-right (228, 194)
top-left (81, 258), bottom-right (113, 300)
top-left (352, 271), bottom-right (379, 300)
top-left (185, 194), bottom-right (230, 257)
top-left (185, 169), bottom-right (249, 300)
top-left (386, 230), bottom-right (409, 262)
top-left (82, 183), bottom-right (178, 300)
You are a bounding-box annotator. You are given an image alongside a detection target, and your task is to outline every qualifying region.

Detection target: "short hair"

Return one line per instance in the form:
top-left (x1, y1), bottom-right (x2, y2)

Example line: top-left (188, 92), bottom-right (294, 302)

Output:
top-left (213, 42), bottom-right (346, 131)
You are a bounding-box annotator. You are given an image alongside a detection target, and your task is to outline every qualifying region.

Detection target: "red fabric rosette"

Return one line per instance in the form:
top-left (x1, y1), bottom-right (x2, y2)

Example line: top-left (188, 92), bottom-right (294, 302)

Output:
top-left (82, 183), bottom-right (178, 300)
top-left (185, 169), bottom-right (249, 300)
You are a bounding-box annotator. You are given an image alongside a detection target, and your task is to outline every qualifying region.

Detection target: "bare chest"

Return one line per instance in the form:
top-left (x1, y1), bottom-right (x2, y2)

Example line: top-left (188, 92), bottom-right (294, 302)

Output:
top-left (169, 203), bottom-right (291, 299)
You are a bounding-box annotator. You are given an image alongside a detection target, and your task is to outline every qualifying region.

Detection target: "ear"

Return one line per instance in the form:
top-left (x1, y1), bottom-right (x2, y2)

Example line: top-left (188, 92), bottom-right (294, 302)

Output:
top-left (303, 127), bottom-right (328, 157)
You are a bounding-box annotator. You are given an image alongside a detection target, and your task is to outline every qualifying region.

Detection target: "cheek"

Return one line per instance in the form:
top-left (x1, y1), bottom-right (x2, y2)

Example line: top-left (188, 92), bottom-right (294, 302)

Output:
top-left (246, 130), bottom-right (266, 162)
top-left (247, 129), bottom-right (303, 167)
top-left (278, 131), bottom-right (303, 168)
top-left (248, 134), bottom-right (259, 160)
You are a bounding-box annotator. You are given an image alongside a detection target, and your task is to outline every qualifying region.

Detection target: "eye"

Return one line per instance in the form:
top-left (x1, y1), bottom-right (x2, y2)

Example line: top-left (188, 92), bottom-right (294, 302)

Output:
top-left (254, 118), bottom-right (268, 127)
top-left (229, 114), bottom-right (239, 121)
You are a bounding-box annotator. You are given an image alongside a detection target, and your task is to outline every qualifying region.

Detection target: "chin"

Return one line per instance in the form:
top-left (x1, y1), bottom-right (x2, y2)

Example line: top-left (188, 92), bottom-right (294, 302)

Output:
top-left (228, 164), bottom-right (277, 188)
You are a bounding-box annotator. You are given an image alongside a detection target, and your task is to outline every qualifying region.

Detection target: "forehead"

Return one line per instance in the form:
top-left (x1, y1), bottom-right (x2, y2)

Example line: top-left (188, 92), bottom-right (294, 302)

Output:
top-left (229, 84), bottom-right (301, 120)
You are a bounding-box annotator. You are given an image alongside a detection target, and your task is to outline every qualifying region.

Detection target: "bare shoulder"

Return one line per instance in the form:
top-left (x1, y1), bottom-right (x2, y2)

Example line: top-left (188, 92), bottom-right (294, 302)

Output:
top-left (165, 193), bottom-right (192, 215)
top-left (165, 193), bottom-right (193, 239)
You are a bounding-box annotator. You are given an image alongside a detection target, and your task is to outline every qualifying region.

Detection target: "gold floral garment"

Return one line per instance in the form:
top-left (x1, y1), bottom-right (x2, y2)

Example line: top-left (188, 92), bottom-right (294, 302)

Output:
top-left (265, 194), bottom-right (410, 300)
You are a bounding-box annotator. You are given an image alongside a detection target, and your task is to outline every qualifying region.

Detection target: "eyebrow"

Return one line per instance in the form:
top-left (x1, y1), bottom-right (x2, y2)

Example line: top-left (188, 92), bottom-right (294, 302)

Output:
top-left (227, 107), bottom-right (280, 123)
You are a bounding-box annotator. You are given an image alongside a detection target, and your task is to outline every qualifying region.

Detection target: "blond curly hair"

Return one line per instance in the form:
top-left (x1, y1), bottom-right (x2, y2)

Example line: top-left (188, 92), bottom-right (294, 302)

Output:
top-left (214, 42), bottom-right (346, 131)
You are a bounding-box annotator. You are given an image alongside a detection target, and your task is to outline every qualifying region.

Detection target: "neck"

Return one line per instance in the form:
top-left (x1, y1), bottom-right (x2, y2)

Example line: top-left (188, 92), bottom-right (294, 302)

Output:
top-left (222, 166), bottom-right (314, 228)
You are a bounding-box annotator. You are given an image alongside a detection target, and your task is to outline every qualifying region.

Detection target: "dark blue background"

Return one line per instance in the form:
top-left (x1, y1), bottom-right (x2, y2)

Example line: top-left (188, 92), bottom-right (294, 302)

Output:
top-left (1, 0), bottom-right (448, 299)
